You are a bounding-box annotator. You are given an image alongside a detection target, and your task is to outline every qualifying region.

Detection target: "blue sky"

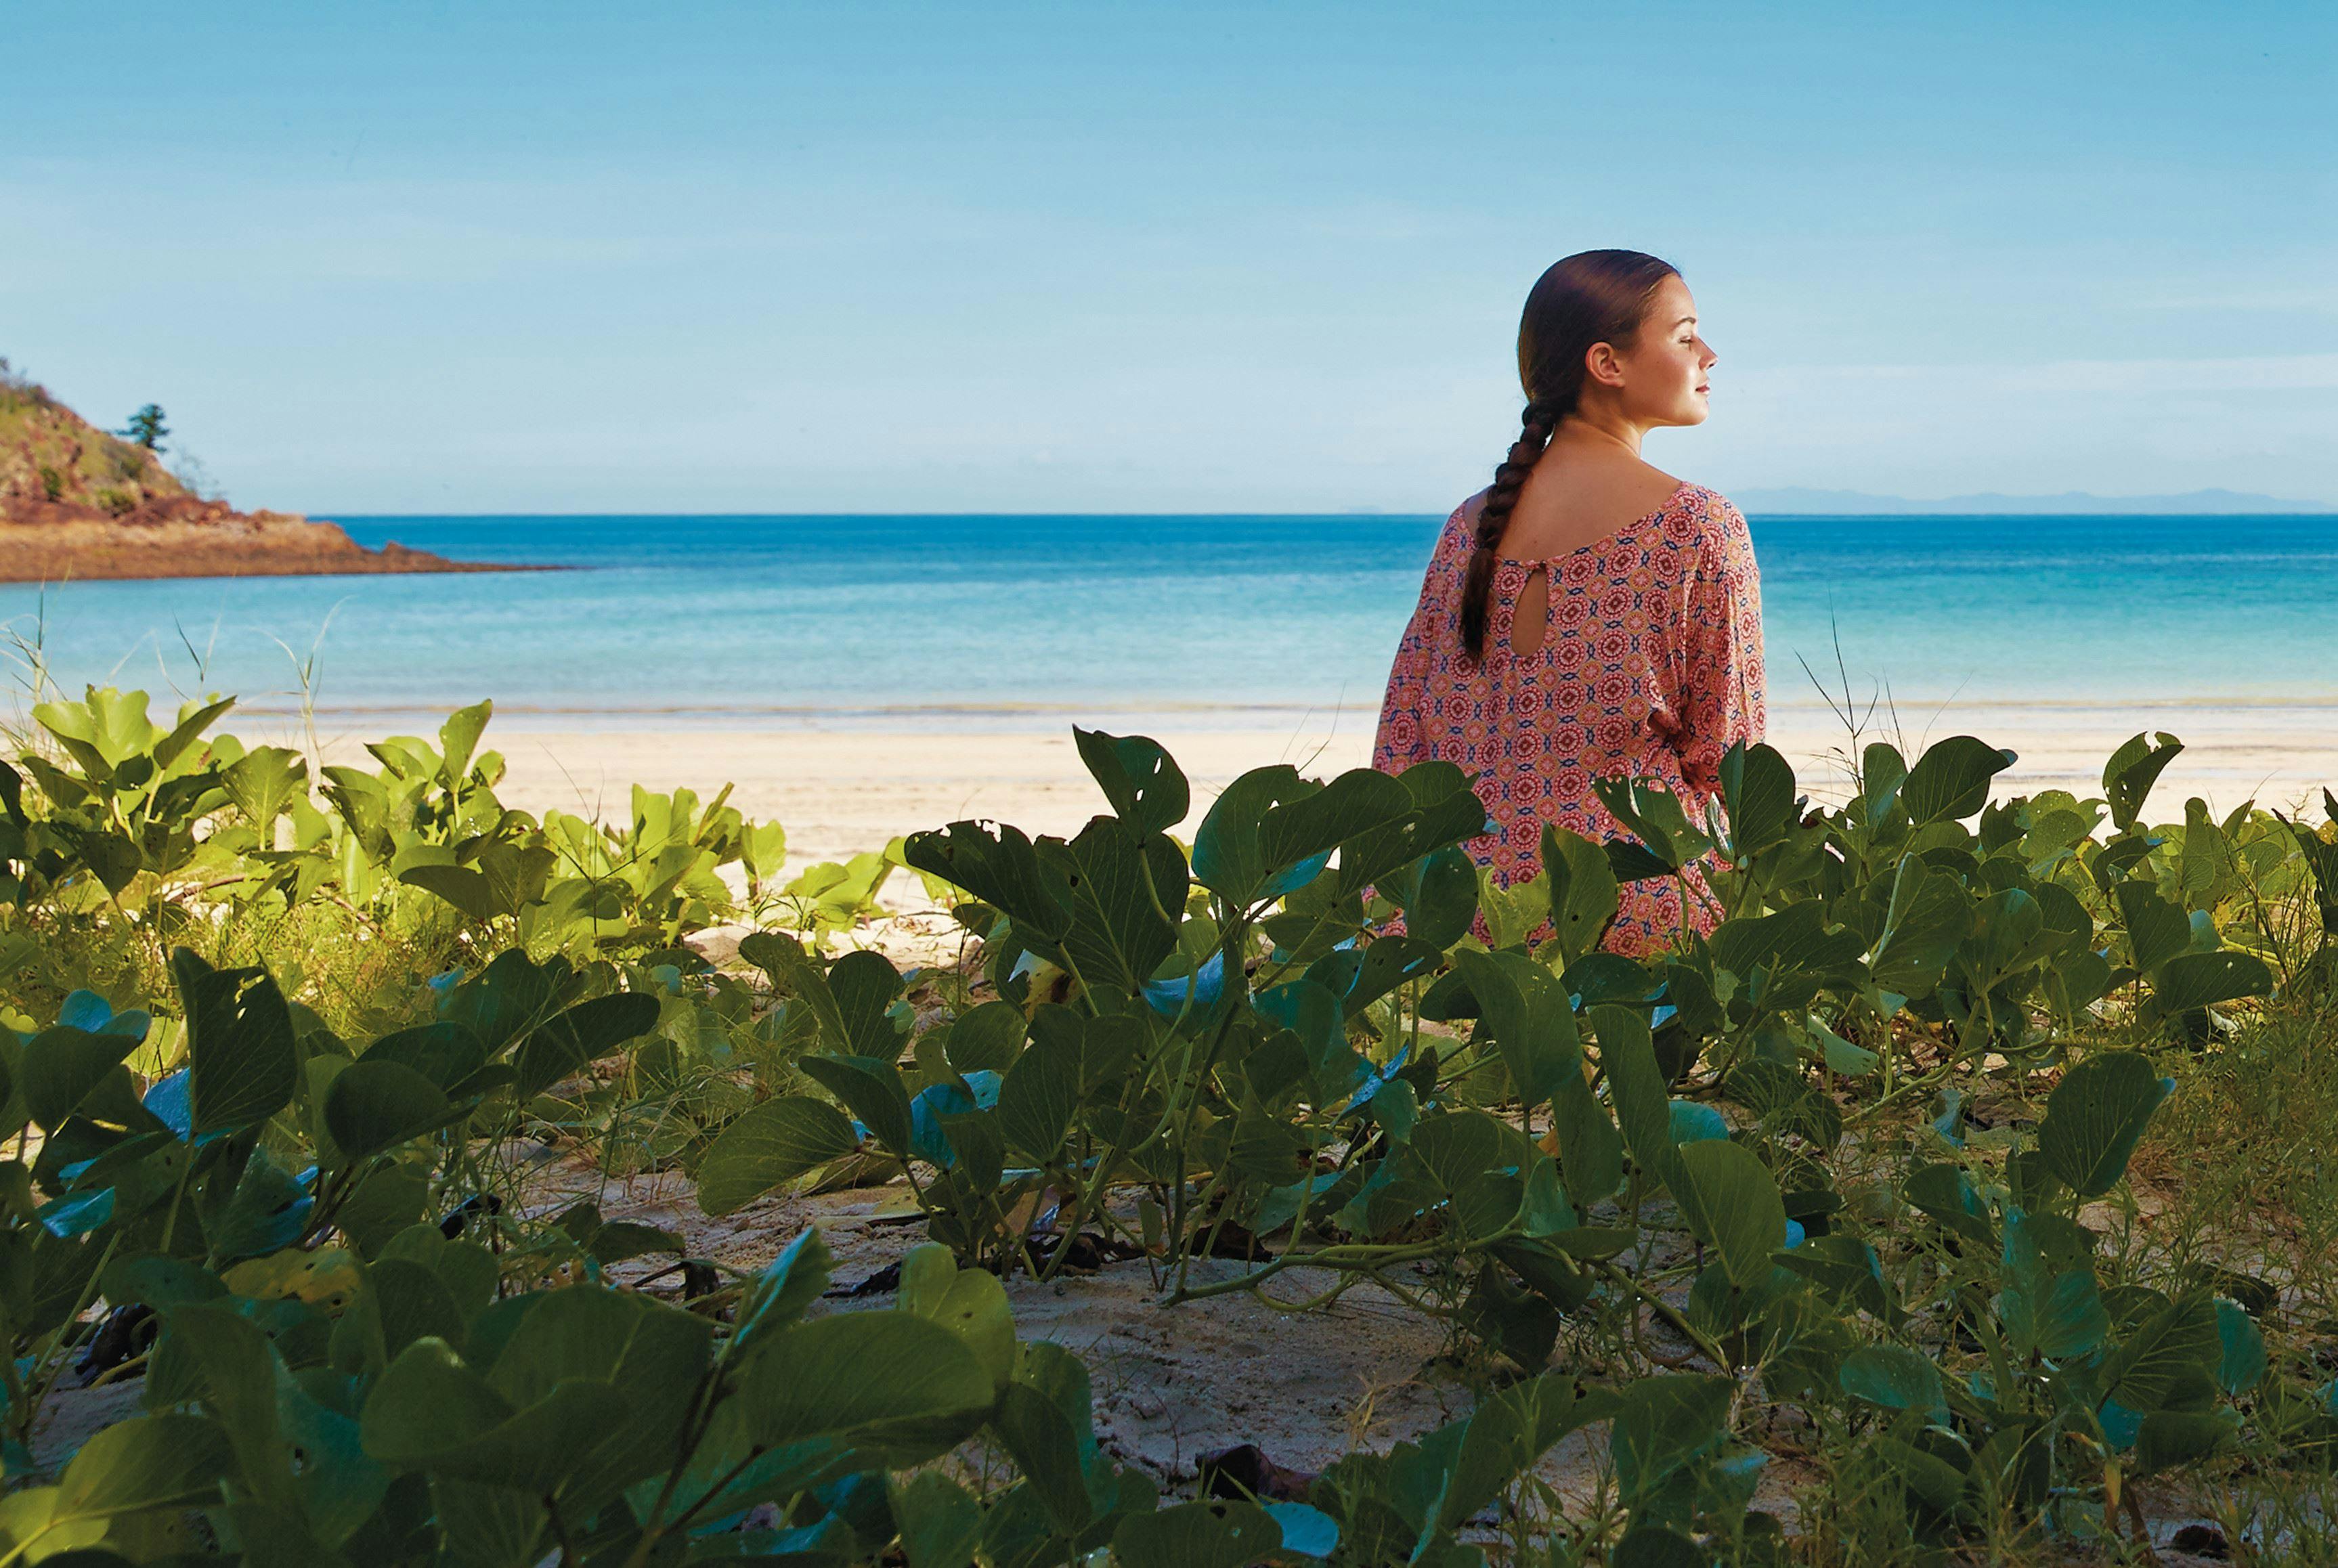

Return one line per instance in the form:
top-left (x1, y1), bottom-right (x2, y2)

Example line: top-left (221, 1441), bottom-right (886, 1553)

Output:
top-left (6, 1), bottom-right (2333, 513)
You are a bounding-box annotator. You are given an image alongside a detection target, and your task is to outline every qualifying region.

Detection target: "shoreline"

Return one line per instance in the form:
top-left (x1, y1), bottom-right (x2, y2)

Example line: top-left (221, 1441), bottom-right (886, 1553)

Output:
top-left (0, 510), bottom-right (538, 584)
top-left (234, 697), bottom-right (2338, 868)
top-left (0, 555), bottom-right (544, 584)
top-left (157, 692), bottom-right (2338, 732)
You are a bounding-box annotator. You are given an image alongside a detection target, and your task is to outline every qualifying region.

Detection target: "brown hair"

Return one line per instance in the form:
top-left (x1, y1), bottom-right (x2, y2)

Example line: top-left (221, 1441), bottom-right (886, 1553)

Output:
top-left (1456, 249), bottom-right (1681, 660)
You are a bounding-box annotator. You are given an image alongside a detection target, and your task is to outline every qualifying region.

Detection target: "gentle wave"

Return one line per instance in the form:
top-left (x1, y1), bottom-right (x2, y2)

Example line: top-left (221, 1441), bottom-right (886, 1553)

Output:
top-left (1, 513), bottom-right (2332, 722)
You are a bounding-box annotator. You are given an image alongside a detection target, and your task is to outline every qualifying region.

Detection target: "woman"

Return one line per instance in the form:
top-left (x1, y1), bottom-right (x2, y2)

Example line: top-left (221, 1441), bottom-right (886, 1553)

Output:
top-left (1372, 250), bottom-right (1765, 956)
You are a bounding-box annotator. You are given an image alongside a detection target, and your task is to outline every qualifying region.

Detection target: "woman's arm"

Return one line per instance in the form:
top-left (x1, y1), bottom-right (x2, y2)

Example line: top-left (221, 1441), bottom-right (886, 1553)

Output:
top-left (1677, 494), bottom-right (1767, 796)
top-left (1372, 500), bottom-right (1475, 774)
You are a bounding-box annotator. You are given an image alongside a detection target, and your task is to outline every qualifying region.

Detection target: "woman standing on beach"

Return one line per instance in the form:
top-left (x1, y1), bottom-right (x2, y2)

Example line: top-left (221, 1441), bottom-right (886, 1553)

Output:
top-left (1372, 250), bottom-right (1765, 956)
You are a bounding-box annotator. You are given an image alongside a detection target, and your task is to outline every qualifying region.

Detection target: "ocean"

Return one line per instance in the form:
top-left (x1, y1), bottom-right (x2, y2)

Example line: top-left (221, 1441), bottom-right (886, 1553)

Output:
top-left (1, 513), bottom-right (2332, 731)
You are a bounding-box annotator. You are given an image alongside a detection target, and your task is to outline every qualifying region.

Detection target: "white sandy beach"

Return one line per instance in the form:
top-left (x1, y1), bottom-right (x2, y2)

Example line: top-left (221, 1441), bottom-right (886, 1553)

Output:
top-left (294, 697), bottom-right (2338, 867)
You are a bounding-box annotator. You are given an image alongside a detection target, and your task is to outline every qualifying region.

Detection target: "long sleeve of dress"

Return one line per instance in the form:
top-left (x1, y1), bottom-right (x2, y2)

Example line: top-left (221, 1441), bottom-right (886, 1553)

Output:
top-left (1372, 502), bottom-right (1475, 775)
top-left (1675, 497), bottom-right (1767, 797)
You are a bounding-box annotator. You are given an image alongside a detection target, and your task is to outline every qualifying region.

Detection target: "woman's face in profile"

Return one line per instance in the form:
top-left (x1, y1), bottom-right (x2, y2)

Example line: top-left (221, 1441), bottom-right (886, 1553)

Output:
top-left (1616, 274), bottom-right (1716, 428)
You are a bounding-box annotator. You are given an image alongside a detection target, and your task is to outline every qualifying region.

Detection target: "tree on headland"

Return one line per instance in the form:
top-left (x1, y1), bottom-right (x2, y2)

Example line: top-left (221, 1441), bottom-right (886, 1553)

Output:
top-left (121, 404), bottom-right (169, 452)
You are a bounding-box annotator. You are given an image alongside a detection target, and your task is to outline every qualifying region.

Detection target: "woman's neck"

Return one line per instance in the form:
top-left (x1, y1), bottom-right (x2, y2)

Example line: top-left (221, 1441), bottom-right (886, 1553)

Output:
top-left (1549, 408), bottom-right (1648, 461)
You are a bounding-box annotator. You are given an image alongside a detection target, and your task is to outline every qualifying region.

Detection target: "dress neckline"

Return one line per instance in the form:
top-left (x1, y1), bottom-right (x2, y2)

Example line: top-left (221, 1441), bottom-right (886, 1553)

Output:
top-left (1495, 481), bottom-right (1692, 565)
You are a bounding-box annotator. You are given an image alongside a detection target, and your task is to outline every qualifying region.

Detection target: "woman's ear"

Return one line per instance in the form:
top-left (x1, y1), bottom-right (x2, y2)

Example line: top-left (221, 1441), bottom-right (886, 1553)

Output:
top-left (1583, 341), bottom-right (1626, 389)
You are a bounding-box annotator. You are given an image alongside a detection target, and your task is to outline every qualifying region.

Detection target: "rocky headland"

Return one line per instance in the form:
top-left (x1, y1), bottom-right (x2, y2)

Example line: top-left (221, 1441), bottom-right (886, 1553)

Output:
top-left (0, 364), bottom-right (519, 582)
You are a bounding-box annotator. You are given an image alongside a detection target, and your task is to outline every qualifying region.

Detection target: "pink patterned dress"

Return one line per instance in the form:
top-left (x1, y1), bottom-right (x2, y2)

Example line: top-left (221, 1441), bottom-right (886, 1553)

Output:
top-left (1372, 481), bottom-right (1766, 957)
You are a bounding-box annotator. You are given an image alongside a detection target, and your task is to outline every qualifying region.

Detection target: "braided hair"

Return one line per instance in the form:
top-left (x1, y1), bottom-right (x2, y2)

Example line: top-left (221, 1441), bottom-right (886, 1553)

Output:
top-left (1457, 249), bottom-right (1681, 661)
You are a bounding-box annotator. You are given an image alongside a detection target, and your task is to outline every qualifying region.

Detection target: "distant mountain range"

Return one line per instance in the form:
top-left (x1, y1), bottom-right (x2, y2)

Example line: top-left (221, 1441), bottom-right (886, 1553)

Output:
top-left (1733, 486), bottom-right (2335, 516)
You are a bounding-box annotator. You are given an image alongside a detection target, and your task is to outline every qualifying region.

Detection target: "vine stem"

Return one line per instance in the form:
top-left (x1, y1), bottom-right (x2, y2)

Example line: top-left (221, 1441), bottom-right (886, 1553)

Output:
top-left (1358, 1264), bottom-right (1456, 1319)
top-left (1592, 1257), bottom-right (1731, 1372)
top-left (15, 1232), bottom-right (123, 1452)
top-left (1035, 1036), bottom-right (1156, 1283)
top-left (1253, 1271), bottom-right (1368, 1314)
top-left (542, 1496), bottom-right (578, 1567)
top-left (1842, 1051), bottom-right (1971, 1128)
top-left (1169, 907), bottom-right (1258, 1295)
top-left (1161, 1239), bottom-right (1450, 1305)
top-left (618, 1362), bottom-right (752, 1568)
top-left (641, 1442), bottom-right (771, 1546)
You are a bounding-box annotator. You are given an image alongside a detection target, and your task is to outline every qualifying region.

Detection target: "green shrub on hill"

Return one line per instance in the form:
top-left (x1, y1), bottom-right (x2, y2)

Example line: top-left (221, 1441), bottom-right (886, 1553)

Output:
top-left (0, 364), bottom-right (189, 518)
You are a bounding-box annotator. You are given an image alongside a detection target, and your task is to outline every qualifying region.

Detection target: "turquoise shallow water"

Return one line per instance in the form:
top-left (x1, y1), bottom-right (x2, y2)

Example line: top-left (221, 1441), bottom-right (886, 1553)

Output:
top-left (0, 513), bottom-right (2330, 726)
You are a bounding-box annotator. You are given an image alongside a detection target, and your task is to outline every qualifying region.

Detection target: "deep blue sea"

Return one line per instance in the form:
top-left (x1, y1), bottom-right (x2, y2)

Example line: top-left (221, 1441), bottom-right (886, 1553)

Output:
top-left (0, 513), bottom-right (2330, 728)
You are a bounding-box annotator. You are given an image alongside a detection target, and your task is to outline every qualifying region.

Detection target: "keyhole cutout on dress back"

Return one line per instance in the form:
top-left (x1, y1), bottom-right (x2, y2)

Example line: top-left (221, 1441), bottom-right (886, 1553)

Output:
top-left (1509, 565), bottom-right (1550, 657)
